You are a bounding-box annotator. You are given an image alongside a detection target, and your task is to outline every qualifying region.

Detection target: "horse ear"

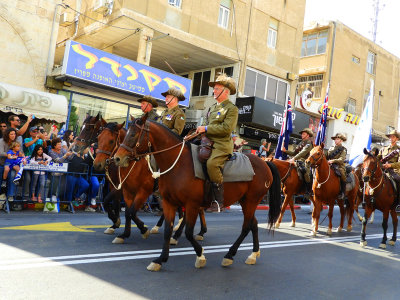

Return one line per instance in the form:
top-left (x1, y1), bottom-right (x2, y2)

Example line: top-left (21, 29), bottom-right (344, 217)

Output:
top-left (117, 123), bottom-right (124, 130)
top-left (100, 117), bottom-right (107, 127)
top-left (95, 113), bottom-right (100, 121)
top-left (373, 148), bottom-right (379, 156)
top-left (320, 142), bottom-right (324, 149)
top-left (312, 141), bottom-right (315, 147)
top-left (130, 114), bottom-right (135, 121)
top-left (363, 148), bottom-right (369, 155)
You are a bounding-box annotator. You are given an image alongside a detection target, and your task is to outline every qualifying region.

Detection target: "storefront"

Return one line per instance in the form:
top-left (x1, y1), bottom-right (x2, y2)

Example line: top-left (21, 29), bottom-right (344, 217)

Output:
top-left (55, 41), bottom-right (192, 132)
top-left (236, 96), bottom-right (320, 151)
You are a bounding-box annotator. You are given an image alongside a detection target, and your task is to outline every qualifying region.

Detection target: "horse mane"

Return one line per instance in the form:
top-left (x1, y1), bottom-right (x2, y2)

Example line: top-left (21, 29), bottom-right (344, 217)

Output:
top-left (84, 115), bottom-right (94, 123)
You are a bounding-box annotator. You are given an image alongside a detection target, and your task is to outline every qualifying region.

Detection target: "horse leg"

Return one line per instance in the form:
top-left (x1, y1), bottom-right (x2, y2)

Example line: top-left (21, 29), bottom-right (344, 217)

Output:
top-left (112, 201), bottom-right (133, 244)
top-left (150, 213), bottom-right (165, 234)
top-left (130, 194), bottom-right (150, 239)
top-left (173, 206), bottom-right (184, 232)
top-left (195, 208), bottom-right (207, 241)
top-left (336, 199), bottom-right (345, 233)
top-left (245, 216), bottom-right (260, 265)
top-left (171, 212), bottom-right (186, 245)
top-left (379, 210), bottom-right (389, 249)
top-left (389, 209), bottom-right (398, 246)
top-left (288, 195), bottom-right (296, 227)
top-left (275, 193), bottom-right (291, 229)
top-left (183, 206), bottom-right (206, 269)
top-left (346, 192), bottom-right (356, 232)
top-left (147, 200), bottom-right (176, 272)
top-left (369, 211), bottom-right (375, 224)
top-left (327, 203), bottom-right (334, 236)
top-left (104, 189), bottom-right (122, 234)
top-left (360, 207), bottom-right (373, 247)
top-left (310, 201), bottom-right (322, 236)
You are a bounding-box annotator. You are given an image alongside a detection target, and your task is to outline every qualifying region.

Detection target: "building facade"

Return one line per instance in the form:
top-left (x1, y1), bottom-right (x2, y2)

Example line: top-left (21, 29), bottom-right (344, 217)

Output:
top-left (298, 21), bottom-right (400, 149)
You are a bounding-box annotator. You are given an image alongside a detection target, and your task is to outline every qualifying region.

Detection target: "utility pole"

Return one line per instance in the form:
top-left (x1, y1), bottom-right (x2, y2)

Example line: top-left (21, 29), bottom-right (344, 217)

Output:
top-left (371, 0), bottom-right (385, 43)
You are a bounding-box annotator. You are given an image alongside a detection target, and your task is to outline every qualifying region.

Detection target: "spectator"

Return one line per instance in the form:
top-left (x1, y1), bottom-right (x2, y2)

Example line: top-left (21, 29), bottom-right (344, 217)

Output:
top-left (2, 141), bottom-right (25, 187)
top-left (82, 143), bottom-right (101, 212)
top-left (62, 130), bottom-right (74, 151)
top-left (8, 114), bottom-right (32, 137)
top-left (259, 139), bottom-right (271, 160)
top-left (29, 145), bottom-right (52, 203)
top-left (0, 122), bottom-right (7, 138)
top-left (232, 134), bottom-right (248, 153)
top-left (48, 138), bottom-right (72, 202)
top-left (0, 128), bottom-right (24, 203)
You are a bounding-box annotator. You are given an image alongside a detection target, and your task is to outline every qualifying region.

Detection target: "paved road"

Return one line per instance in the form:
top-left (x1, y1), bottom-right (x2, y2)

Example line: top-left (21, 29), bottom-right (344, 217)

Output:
top-left (0, 207), bottom-right (399, 300)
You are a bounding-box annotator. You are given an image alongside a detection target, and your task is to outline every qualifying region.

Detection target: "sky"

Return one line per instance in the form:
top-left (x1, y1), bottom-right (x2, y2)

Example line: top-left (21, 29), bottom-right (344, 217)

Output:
top-left (304, 0), bottom-right (400, 58)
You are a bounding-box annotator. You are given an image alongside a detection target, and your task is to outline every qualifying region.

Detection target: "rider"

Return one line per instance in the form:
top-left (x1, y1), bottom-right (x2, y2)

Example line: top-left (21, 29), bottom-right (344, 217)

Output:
top-left (377, 130), bottom-right (400, 181)
top-left (138, 95), bottom-right (160, 121)
top-left (196, 74), bottom-right (238, 211)
top-left (327, 133), bottom-right (347, 200)
top-left (282, 128), bottom-right (313, 193)
top-left (159, 88), bottom-right (186, 135)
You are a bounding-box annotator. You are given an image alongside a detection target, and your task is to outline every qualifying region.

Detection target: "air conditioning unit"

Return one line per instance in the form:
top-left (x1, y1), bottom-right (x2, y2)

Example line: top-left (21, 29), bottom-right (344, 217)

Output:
top-left (93, 0), bottom-right (109, 14)
top-left (59, 12), bottom-right (73, 27)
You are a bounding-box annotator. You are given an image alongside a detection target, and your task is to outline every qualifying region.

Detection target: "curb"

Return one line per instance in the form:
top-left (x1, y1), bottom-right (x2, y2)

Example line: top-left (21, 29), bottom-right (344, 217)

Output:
top-left (229, 204), bottom-right (301, 211)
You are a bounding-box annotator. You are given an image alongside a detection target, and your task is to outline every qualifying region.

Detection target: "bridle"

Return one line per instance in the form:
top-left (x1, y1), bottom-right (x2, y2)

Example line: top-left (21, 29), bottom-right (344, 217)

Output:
top-left (307, 149), bottom-right (324, 168)
top-left (76, 120), bottom-right (103, 147)
top-left (308, 148), bottom-right (331, 188)
top-left (97, 127), bottom-right (123, 157)
top-left (362, 157), bottom-right (384, 195)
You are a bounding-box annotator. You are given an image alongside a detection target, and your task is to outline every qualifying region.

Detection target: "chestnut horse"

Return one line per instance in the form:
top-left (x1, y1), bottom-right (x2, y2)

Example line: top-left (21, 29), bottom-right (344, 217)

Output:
top-left (93, 120), bottom-right (207, 244)
top-left (114, 115), bottom-right (281, 271)
top-left (305, 143), bottom-right (358, 236)
top-left (360, 148), bottom-right (398, 248)
top-left (267, 158), bottom-right (313, 228)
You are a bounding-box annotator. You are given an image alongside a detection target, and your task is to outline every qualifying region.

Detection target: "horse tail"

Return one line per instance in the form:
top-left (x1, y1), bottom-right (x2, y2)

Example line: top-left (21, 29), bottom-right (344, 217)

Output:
top-left (266, 161), bottom-right (282, 229)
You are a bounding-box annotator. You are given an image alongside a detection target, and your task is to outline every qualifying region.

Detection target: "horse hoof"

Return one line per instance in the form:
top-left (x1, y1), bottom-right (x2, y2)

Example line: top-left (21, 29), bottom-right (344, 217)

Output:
top-left (360, 240), bottom-right (367, 247)
top-left (389, 240), bottom-right (396, 246)
top-left (245, 250), bottom-right (260, 265)
top-left (290, 222), bottom-right (295, 227)
top-left (327, 229), bottom-right (332, 236)
top-left (104, 227), bottom-right (115, 234)
top-left (379, 243), bottom-right (386, 249)
top-left (368, 220), bottom-right (374, 224)
top-left (112, 237), bottom-right (124, 244)
top-left (346, 226), bottom-right (352, 232)
top-left (275, 222), bottom-right (280, 229)
top-left (221, 258), bottom-right (233, 267)
top-left (195, 255), bottom-right (207, 269)
top-left (170, 238), bottom-right (178, 245)
top-left (336, 226), bottom-right (342, 233)
top-left (147, 262), bottom-right (161, 272)
top-left (357, 214), bottom-right (363, 222)
top-left (310, 230), bottom-right (317, 237)
top-left (150, 226), bottom-right (159, 234)
top-left (195, 235), bottom-right (204, 241)
top-left (142, 229), bottom-right (150, 239)
top-left (173, 218), bottom-right (184, 232)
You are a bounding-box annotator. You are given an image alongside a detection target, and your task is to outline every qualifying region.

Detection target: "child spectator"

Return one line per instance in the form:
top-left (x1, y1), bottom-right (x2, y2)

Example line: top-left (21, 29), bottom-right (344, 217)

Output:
top-left (2, 141), bottom-right (25, 187)
top-left (29, 145), bottom-right (52, 203)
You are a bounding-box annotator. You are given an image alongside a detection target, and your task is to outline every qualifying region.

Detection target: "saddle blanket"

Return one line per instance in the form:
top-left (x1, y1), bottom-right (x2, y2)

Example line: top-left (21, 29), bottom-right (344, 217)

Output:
top-left (190, 144), bottom-right (255, 182)
top-left (345, 173), bottom-right (356, 192)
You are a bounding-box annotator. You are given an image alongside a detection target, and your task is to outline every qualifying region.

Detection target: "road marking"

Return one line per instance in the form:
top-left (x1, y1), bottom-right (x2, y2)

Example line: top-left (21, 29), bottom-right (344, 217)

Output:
top-left (0, 222), bottom-right (94, 233)
top-left (0, 233), bottom-right (393, 270)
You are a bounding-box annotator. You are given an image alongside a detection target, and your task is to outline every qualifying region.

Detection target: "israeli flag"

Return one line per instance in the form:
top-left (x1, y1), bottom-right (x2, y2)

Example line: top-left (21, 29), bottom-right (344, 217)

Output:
top-left (349, 80), bottom-right (374, 167)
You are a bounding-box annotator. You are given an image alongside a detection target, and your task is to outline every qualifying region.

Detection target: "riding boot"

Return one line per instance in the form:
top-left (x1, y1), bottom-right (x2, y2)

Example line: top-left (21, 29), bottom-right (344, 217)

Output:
top-left (338, 180), bottom-right (346, 200)
top-left (209, 182), bottom-right (224, 213)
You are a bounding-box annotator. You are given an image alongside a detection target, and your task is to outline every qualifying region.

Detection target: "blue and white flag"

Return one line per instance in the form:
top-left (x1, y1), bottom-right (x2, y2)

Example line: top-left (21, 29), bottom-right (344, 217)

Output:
top-left (275, 97), bottom-right (293, 160)
top-left (349, 80), bottom-right (374, 167)
top-left (315, 83), bottom-right (330, 146)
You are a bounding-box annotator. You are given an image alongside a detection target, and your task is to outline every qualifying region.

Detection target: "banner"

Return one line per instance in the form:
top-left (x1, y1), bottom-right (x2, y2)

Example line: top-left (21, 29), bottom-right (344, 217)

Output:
top-left (23, 161), bottom-right (68, 173)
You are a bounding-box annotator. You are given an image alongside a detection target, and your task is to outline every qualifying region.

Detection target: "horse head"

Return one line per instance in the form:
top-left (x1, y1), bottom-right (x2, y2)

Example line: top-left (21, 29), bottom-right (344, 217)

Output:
top-left (362, 147), bottom-right (380, 183)
top-left (114, 113), bottom-right (149, 167)
top-left (75, 114), bottom-right (105, 153)
top-left (306, 142), bottom-right (325, 168)
top-left (93, 121), bottom-right (126, 171)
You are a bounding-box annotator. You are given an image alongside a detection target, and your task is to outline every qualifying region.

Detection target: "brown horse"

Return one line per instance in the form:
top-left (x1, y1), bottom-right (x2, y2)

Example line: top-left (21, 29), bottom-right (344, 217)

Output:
top-left (113, 115), bottom-right (281, 271)
top-left (93, 119), bottom-right (207, 244)
top-left (360, 148), bottom-right (398, 248)
top-left (305, 143), bottom-right (358, 236)
top-left (267, 158), bottom-right (313, 228)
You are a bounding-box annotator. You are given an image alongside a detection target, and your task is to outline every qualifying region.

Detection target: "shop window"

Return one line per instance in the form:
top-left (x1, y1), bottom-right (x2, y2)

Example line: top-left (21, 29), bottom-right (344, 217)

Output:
top-left (192, 70), bottom-right (211, 97)
top-left (301, 30), bottom-right (328, 57)
top-left (218, 3), bottom-right (230, 29)
top-left (267, 18), bottom-right (278, 49)
top-left (366, 51), bottom-right (375, 74)
top-left (168, 0), bottom-right (181, 8)
top-left (297, 74), bottom-right (323, 98)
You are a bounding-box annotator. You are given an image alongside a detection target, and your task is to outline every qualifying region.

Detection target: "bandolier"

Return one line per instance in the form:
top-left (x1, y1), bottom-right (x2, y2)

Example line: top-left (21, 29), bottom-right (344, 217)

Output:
top-left (327, 133), bottom-right (347, 199)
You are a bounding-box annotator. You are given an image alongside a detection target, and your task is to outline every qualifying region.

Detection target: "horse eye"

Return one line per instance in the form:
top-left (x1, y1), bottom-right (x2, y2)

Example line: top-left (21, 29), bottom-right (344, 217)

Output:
top-left (109, 140), bottom-right (114, 145)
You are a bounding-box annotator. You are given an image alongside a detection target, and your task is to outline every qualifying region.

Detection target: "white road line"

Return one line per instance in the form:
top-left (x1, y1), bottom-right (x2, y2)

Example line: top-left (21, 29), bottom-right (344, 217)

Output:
top-left (0, 233), bottom-right (390, 270)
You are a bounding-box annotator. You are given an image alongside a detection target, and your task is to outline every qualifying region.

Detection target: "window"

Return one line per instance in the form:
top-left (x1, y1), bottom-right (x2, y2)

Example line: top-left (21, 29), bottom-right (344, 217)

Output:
top-left (168, 0), bottom-right (181, 8)
top-left (352, 55), bottom-right (360, 64)
top-left (243, 67), bottom-right (289, 105)
top-left (301, 30), bottom-right (328, 57)
top-left (345, 98), bottom-right (356, 114)
top-left (267, 18), bottom-right (278, 49)
top-left (192, 70), bottom-right (211, 97)
top-left (297, 74), bottom-right (324, 98)
top-left (214, 66), bottom-right (234, 79)
top-left (218, 5), bottom-right (230, 29)
top-left (366, 51), bottom-right (375, 74)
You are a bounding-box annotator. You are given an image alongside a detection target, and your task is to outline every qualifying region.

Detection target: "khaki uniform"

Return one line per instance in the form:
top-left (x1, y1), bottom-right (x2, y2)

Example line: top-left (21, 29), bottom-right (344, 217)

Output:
top-left (142, 109), bottom-right (160, 122)
top-left (286, 140), bottom-right (313, 161)
top-left (205, 99), bottom-right (239, 183)
top-left (160, 106), bottom-right (186, 135)
top-left (327, 145), bottom-right (347, 181)
top-left (377, 144), bottom-right (400, 175)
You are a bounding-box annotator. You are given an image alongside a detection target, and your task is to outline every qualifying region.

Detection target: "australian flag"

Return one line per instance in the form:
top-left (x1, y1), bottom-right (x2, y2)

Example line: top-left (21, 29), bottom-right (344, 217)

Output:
top-left (274, 97), bottom-right (293, 160)
top-left (315, 83), bottom-right (330, 146)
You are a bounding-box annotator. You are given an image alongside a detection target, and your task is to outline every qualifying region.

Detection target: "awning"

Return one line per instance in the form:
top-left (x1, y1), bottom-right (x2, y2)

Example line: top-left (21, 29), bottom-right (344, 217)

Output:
top-left (0, 82), bottom-right (68, 123)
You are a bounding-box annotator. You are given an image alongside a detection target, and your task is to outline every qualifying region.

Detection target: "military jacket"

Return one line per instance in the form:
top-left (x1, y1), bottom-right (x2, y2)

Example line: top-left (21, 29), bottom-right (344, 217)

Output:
top-left (160, 105), bottom-right (186, 135)
top-left (327, 145), bottom-right (347, 166)
top-left (205, 99), bottom-right (238, 155)
top-left (286, 139), bottom-right (312, 161)
top-left (378, 144), bottom-right (400, 174)
top-left (142, 109), bottom-right (159, 122)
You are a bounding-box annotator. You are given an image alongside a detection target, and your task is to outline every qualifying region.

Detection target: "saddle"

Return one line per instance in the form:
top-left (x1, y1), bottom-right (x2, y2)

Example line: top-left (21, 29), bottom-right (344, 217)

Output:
top-left (294, 160), bottom-right (307, 182)
top-left (331, 164), bottom-right (353, 183)
top-left (384, 170), bottom-right (400, 209)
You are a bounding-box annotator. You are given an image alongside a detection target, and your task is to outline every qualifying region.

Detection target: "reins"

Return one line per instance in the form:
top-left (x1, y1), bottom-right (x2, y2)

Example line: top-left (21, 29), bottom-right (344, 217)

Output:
top-left (309, 150), bottom-right (331, 188)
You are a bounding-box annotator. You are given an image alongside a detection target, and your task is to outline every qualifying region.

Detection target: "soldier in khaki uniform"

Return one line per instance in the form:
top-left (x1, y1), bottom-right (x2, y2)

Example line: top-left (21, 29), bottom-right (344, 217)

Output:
top-left (196, 74), bottom-right (238, 211)
top-left (159, 88), bottom-right (186, 135)
top-left (327, 133), bottom-right (347, 199)
top-left (282, 128), bottom-right (313, 185)
top-left (138, 95), bottom-right (160, 121)
top-left (377, 130), bottom-right (400, 180)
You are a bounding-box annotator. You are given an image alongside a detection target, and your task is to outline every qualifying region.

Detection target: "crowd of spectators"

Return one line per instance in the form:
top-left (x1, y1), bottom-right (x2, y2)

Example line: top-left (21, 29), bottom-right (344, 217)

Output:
top-left (0, 114), bottom-right (104, 212)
